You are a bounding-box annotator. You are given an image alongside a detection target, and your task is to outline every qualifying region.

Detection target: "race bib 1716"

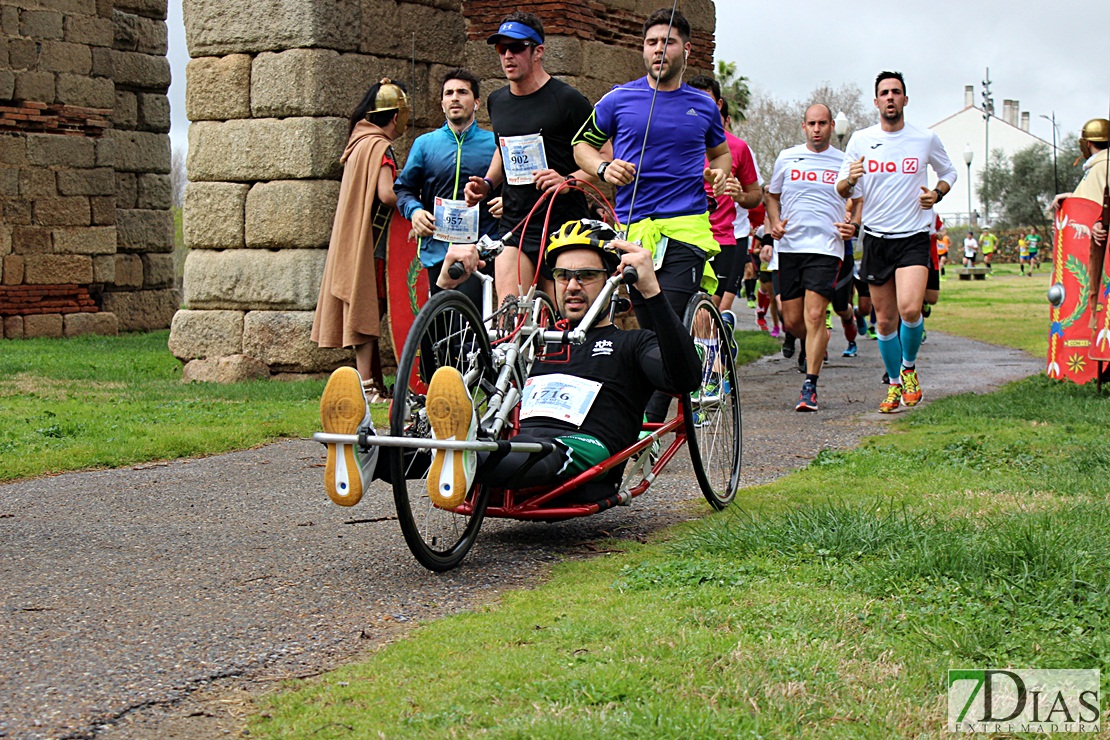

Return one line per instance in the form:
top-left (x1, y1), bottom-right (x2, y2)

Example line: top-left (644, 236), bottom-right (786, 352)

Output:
top-left (519, 373), bottom-right (601, 426)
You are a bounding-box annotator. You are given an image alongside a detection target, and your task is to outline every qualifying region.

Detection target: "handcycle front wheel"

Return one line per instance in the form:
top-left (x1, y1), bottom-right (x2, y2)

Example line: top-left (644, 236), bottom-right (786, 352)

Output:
top-left (681, 293), bottom-right (742, 509)
top-left (390, 290), bottom-right (495, 571)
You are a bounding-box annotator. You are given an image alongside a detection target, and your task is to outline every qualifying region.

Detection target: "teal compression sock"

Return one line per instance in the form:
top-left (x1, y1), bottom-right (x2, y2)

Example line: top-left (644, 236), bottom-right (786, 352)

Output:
top-left (877, 330), bottom-right (903, 382)
top-left (900, 315), bottom-right (924, 366)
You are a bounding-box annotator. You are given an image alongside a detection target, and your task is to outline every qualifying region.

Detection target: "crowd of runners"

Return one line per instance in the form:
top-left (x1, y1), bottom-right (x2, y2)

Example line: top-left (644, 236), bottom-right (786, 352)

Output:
top-left (315, 2), bottom-right (963, 501)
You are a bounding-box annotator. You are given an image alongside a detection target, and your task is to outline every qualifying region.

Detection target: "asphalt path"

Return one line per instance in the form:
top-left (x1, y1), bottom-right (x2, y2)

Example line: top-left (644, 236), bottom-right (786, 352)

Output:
top-left (0, 329), bottom-right (1041, 739)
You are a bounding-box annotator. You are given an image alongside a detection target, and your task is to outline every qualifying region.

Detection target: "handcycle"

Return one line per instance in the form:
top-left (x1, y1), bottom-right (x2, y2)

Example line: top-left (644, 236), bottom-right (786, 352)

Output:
top-left (315, 201), bottom-right (743, 571)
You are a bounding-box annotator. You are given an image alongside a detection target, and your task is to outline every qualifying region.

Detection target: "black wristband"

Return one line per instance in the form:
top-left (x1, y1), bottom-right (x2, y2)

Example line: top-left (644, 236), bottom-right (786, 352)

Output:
top-left (933, 188), bottom-right (945, 203)
top-left (851, 222), bottom-right (860, 236)
top-left (760, 233), bottom-right (774, 248)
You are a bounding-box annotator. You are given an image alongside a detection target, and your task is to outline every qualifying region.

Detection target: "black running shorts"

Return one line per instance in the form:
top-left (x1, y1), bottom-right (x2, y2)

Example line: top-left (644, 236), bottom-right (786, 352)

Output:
top-left (831, 254), bottom-right (855, 313)
top-left (926, 265), bottom-right (940, 291)
top-left (859, 231), bottom-right (931, 286)
top-left (778, 252), bottom-right (842, 302)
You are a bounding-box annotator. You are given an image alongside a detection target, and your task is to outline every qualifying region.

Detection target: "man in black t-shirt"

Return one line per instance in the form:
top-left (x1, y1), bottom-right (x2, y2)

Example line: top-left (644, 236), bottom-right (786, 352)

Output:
top-left (424, 220), bottom-right (702, 508)
top-left (462, 11), bottom-right (593, 299)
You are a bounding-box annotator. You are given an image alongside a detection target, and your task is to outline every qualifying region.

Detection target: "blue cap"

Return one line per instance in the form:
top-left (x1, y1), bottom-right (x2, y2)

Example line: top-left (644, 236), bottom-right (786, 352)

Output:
top-left (486, 21), bottom-right (544, 46)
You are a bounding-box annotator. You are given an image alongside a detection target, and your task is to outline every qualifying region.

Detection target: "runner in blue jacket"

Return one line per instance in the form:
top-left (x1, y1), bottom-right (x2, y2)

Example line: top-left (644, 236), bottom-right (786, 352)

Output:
top-left (394, 68), bottom-right (498, 307)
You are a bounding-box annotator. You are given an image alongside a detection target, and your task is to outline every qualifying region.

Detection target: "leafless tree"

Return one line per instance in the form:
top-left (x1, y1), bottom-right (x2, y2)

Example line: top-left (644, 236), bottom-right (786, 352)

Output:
top-left (733, 82), bottom-right (872, 180)
top-left (170, 145), bottom-right (187, 207)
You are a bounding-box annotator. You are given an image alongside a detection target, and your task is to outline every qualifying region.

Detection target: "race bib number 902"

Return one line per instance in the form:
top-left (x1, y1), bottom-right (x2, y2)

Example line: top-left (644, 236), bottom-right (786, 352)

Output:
top-left (500, 134), bottom-right (548, 186)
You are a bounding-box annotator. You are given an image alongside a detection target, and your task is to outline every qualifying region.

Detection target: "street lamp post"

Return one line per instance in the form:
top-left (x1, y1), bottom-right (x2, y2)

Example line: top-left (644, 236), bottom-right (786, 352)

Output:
top-left (963, 144), bottom-right (974, 226)
top-left (834, 110), bottom-right (848, 150)
top-left (1040, 112), bottom-right (1060, 193)
top-left (981, 68), bottom-right (994, 224)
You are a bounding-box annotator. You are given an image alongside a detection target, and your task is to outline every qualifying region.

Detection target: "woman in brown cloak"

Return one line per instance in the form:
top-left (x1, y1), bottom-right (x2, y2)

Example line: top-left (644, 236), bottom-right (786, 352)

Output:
top-left (312, 79), bottom-right (409, 400)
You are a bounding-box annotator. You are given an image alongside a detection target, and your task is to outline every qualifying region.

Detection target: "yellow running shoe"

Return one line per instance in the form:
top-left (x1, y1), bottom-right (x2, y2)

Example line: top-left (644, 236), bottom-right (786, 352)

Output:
top-left (426, 367), bottom-right (478, 510)
top-left (900, 367), bottom-right (923, 406)
top-left (879, 383), bottom-right (903, 414)
top-left (320, 367), bottom-right (377, 506)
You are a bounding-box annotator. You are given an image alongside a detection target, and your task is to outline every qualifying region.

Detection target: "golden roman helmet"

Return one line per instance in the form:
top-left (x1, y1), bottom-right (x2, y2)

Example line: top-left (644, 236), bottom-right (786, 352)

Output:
top-left (371, 78), bottom-right (410, 135)
top-left (1081, 118), bottom-right (1110, 143)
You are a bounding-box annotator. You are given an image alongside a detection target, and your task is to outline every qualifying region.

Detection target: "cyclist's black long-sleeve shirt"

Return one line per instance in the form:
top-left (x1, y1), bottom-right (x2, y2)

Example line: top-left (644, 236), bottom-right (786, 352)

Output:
top-left (522, 292), bottom-right (701, 456)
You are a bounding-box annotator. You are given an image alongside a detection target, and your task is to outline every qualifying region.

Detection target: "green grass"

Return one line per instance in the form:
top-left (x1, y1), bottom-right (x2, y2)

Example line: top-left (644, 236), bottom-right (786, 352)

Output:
top-left (0, 331), bottom-right (376, 482)
top-left (928, 262), bottom-right (1051, 356)
top-left (732, 328), bottom-right (780, 366)
top-left (0, 328), bottom-right (776, 483)
top-left (252, 374), bottom-right (1110, 738)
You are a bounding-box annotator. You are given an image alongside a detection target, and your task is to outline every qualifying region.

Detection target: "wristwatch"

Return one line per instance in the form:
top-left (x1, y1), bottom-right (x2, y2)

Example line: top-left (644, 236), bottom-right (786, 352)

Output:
top-left (596, 161), bottom-right (611, 180)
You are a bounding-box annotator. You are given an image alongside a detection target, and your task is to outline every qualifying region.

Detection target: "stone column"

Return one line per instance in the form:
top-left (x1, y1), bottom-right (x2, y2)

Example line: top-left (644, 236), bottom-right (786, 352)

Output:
top-left (172, 0), bottom-right (714, 381)
top-left (173, 0), bottom-right (469, 380)
top-left (1, 0), bottom-right (175, 338)
top-left (103, 0), bottom-right (178, 331)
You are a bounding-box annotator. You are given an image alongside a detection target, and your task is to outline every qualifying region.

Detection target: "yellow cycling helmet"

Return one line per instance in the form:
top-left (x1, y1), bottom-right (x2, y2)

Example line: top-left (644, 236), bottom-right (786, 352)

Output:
top-left (544, 219), bottom-right (620, 272)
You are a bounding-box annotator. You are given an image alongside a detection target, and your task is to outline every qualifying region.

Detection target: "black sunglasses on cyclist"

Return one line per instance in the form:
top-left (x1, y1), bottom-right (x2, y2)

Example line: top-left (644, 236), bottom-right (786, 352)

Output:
top-left (496, 40), bottom-right (534, 56)
top-left (552, 267), bottom-right (608, 285)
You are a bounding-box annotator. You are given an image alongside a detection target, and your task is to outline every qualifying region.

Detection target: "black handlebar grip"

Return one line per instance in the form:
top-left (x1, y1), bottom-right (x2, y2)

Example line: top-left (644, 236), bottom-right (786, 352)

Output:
top-left (622, 265), bottom-right (639, 285)
top-left (447, 261), bottom-right (466, 280)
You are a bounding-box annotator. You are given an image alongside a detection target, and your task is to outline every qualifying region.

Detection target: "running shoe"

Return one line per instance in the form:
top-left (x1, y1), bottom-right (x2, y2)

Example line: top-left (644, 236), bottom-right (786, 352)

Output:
top-left (842, 341), bottom-right (857, 357)
top-left (881, 371), bottom-right (889, 384)
top-left (855, 312), bottom-right (867, 336)
top-left (900, 366), bottom-right (923, 406)
top-left (922, 303), bottom-right (932, 318)
top-left (921, 329), bottom-right (928, 344)
top-left (756, 316), bottom-right (769, 332)
top-left (866, 326), bottom-right (877, 340)
top-left (770, 325), bottom-right (781, 338)
top-left (782, 332), bottom-right (796, 358)
top-left (797, 350), bottom-right (806, 374)
top-left (795, 380), bottom-right (818, 412)
top-left (321, 367), bottom-right (379, 507)
top-left (879, 383), bottom-right (903, 413)
top-left (746, 298), bottom-right (756, 309)
top-left (720, 309), bottom-right (739, 360)
top-left (426, 366), bottom-right (478, 510)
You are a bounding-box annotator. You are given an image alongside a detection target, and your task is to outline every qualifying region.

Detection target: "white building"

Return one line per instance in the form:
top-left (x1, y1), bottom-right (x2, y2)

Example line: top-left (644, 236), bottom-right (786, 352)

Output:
top-left (929, 86), bottom-right (1053, 226)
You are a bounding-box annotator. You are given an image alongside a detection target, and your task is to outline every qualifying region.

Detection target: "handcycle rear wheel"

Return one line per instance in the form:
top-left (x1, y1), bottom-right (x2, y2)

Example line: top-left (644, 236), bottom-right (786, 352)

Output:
top-left (681, 293), bottom-right (742, 509)
top-left (390, 290), bottom-right (495, 571)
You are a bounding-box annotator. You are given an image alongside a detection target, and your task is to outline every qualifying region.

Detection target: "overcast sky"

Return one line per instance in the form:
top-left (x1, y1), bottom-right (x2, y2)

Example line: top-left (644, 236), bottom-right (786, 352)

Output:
top-left (715, 0), bottom-right (1109, 147)
top-left (167, 1), bottom-right (1110, 152)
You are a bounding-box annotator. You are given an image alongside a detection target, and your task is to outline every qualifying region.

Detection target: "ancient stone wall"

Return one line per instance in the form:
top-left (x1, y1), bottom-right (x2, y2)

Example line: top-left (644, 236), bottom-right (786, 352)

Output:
top-left (0, 0), bottom-right (176, 339)
top-left (171, 0), bottom-right (715, 381)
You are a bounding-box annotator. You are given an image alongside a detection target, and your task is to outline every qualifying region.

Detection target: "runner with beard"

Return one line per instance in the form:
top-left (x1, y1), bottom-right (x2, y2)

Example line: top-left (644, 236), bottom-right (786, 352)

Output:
top-left (573, 7), bottom-right (730, 422)
top-left (765, 104), bottom-right (856, 411)
top-left (394, 69), bottom-right (497, 309)
top-left (837, 71), bottom-right (956, 413)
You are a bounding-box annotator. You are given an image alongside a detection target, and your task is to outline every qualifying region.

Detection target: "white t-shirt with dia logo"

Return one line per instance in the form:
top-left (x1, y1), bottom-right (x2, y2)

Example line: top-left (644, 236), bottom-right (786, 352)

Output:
top-left (769, 144), bottom-right (847, 257)
top-left (837, 122), bottom-right (957, 236)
